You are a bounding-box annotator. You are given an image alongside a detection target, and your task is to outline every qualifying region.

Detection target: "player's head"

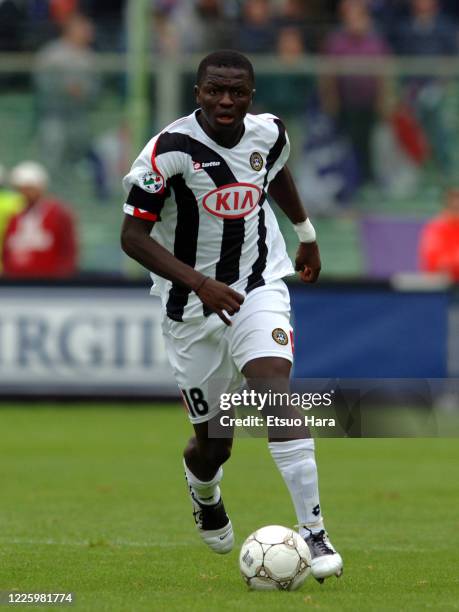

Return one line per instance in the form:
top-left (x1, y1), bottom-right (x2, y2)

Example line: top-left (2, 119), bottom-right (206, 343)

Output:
top-left (196, 50), bottom-right (255, 87)
top-left (195, 50), bottom-right (255, 134)
top-left (9, 161), bottom-right (49, 205)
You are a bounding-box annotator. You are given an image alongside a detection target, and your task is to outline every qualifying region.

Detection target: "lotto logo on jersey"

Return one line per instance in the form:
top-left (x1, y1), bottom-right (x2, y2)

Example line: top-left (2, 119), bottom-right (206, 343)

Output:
top-left (193, 160), bottom-right (221, 171)
top-left (203, 183), bottom-right (261, 219)
top-left (142, 171), bottom-right (164, 194)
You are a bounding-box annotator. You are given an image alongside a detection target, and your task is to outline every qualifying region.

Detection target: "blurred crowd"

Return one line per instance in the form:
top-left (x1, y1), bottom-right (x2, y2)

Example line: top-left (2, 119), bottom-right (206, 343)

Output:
top-left (6, 0), bottom-right (458, 190)
top-left (1, 0), bottom-right (459, 54)
top-left (2, 0), bottom-right (459, 279)
top-left (0, 0), bottom-right (124, 52)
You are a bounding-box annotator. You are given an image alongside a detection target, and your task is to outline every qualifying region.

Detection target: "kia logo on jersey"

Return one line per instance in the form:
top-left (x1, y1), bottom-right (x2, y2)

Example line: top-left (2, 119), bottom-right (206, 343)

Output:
top-left (202, 183), bottom-right (262, 219)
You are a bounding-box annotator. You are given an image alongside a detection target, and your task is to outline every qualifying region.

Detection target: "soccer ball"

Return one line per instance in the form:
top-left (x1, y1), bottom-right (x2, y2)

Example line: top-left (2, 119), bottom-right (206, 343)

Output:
top-left (239, 525), bottom-right (311, 591)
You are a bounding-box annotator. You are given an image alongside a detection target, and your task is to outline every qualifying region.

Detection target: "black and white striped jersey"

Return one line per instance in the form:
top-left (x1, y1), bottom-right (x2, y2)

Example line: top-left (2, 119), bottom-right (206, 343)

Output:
top-left (122, 110), bottom-right (294, 322)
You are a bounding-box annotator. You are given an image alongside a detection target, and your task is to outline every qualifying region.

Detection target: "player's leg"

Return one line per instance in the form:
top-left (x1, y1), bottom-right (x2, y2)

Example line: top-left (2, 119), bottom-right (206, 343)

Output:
top-left (231, 280), bottom-right (342, 580)
top-left (162, 314), bottom-right (239, 554)
top-left (183, 412), bottom-right (234, 509)
top-left (183, 415), bottom-right (233, 482)
top-left (242, 355), bottom-right (343, 581)
top-left (183, 414), bottom-right (235, 554)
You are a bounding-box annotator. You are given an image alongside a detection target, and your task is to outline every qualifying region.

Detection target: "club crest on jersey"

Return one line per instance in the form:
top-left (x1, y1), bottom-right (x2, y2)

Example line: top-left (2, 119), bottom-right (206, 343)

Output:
top-left (142, 170), bottom-right (164, 193)
top-left (272, 328), bottom-right (288, 346)
top-left (203, 183), bottom-right (261, 219)
top-left (250, 152), bottom-right (264, 171)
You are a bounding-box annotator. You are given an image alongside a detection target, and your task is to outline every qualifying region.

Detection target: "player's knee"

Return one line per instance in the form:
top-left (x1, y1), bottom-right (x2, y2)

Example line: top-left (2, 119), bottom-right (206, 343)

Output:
top-left (262, 360), bottom-right (291, 380)
top-left (244, 356), bottom-right (291, 381)
top-left (184, 436), bottom-right (232, 465)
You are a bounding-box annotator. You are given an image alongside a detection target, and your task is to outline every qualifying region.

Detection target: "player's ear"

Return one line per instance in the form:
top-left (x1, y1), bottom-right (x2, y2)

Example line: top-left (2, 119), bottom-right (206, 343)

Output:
top-left (251, 88), bottom-right (256, 105)
top-left (194, 84), bottom-right (200, 103)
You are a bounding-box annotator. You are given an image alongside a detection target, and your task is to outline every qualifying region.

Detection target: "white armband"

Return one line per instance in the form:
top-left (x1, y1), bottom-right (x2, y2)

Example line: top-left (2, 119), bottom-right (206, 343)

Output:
top-left (292, 219), bottom-right (316, 243)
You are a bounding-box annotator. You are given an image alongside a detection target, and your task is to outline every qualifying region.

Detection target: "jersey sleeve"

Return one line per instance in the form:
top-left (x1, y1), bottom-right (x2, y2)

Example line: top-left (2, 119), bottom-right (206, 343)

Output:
top-left (122, 133), bottom-right (186, 221)
top-left (266, 117), bottom-right (290, 184)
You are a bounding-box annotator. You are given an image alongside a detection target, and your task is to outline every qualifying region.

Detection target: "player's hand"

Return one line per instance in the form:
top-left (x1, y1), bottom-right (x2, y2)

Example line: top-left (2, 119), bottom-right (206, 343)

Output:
top-left (195, 278), bottom-right (245, 326)
top-left (295, 242), bottom-right (321, 283)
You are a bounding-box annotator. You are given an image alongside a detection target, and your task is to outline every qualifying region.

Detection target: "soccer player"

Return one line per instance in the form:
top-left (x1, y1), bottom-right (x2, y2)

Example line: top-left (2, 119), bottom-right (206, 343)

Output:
top-left (121, 50), bottom-right (343, 582)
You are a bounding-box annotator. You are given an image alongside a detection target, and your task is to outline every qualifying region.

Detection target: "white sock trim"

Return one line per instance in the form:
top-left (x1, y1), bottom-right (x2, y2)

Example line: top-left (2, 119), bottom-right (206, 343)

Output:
top-left (268, 438), bottom-right (315, 470)
top-left (183, 459), bottom-right (223, 490)
top-left (269, 438), bottom-right (315, 452)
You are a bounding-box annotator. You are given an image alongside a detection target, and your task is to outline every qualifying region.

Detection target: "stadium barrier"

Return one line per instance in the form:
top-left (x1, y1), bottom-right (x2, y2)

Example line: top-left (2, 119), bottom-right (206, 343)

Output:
top-left (0, 280), bottom-right (175, 397)
top-left (0, 280), bottom-right (455, 398)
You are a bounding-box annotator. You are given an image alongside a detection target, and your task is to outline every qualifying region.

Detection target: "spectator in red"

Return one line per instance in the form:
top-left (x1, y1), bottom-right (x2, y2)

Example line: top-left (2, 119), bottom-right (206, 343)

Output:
top-left (2, 161), bottom-right (78, 278)
top-left (419, 187), bottom-right (459, 282)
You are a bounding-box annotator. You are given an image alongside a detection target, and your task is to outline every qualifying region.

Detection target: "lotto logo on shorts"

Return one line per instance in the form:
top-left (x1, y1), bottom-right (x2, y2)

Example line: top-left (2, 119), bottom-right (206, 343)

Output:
top-left (272, 328), bottom-right (288, 346)
top-left (203, 183), bottom-right (261, 219)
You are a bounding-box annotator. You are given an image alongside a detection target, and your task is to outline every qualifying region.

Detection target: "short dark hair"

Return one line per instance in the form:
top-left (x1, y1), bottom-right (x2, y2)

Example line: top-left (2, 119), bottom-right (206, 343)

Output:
top-left (196, 50), bottom-right (255, 85)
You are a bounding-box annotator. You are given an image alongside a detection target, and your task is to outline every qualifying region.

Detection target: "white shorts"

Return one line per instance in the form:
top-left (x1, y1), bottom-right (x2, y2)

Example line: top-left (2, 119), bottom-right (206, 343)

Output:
top-left (162, 279), bottom-right (294, 424)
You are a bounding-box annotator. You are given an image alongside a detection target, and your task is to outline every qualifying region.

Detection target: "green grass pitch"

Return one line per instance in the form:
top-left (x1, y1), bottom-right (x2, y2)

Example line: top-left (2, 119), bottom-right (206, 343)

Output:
top-left (1, 404), bottom-right (458, 611)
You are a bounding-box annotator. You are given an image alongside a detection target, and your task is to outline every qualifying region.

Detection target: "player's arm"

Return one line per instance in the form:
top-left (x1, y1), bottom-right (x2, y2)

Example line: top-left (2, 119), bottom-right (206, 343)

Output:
top-left (120, 215), bottom-right (244, 326)
top-left (268, 165), bottom-right (321, 283)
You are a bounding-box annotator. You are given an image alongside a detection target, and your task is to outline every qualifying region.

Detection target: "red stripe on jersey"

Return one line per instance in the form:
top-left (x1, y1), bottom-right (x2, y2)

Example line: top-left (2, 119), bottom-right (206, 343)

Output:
top-left (150, 137), bottom-right (164, 178)
top-left (289, 330), bottom-right (295, 353)
top-left (149, 136), bottom-right (166, 195)
top-left (133, 208), bottom-right (157, 221)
